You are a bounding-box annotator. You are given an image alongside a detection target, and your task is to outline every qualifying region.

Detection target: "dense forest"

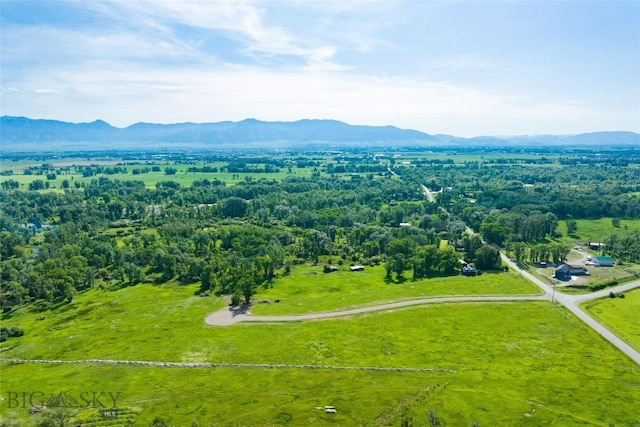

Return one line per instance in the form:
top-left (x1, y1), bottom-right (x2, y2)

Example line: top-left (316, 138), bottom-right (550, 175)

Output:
top-left (1, 149), bottom-right (639, 311)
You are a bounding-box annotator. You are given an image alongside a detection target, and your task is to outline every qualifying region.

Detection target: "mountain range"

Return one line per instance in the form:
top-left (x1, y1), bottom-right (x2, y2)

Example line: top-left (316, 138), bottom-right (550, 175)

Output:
top-left (1, 116), bottom-right (638, 151)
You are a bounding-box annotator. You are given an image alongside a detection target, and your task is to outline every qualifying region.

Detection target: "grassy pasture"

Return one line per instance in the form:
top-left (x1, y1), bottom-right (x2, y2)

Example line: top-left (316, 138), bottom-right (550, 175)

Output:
top-left (0, 280), bottom-right (640, 426)
top-left (1, 283), bottom-right (639, 425)
top-left (1, 363), bottom-right (452, 426)
top-left (251, 265), bottom-right (540, 315)
top-left (582, 288), bottom-right (640, 352)
top-left (559, 218), bottom-right (640, 243)
top-left (0, 159), bottom-right (317, 189)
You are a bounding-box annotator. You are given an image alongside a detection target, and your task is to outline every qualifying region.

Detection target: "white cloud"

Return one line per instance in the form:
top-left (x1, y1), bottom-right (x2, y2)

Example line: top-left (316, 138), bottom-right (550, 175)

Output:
top-left (2, 60), bottom-right (626, 136)
top-left (94, 1), bottom-right (344, 70)
top-left (1, 1), bottom-right (637, 135)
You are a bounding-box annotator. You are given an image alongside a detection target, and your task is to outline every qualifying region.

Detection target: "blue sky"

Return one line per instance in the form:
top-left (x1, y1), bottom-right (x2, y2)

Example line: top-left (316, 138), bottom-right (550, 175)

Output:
top-left (1, 1), bottom-right (638, 136)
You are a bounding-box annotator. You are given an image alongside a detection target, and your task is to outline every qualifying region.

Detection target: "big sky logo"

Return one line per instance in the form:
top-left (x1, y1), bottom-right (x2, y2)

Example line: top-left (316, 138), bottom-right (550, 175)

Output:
top-left (6, 391), bottom-right (121, 408)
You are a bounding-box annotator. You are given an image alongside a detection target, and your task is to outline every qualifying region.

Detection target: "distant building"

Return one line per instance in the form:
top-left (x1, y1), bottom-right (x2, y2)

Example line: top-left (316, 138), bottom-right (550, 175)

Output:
top-left (350, 265), bottom-right (364, 271)
top-left (399, 222), bottom-right (412, 227)
top-left (594, 256), bottom-right (614, 267)
top-left (554, 264), bottom-right (589, 281)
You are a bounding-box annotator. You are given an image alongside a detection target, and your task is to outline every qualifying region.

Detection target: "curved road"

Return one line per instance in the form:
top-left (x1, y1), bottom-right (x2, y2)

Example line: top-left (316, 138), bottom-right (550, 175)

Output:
top-left (206, 255), bottom-right (640, 365)
top-left (205, 295), bottom-right (548, 326)
top-left (500, 253), bottom-right (640, 364)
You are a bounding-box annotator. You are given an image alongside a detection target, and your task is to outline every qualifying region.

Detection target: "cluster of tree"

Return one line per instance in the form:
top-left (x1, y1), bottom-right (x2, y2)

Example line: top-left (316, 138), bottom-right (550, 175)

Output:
top-left (77, 165), bottom-right (129, 177)
top-left (6, 148), bottom-right (637, 312)
top-left (186, 166), bottom-right (220, 173)
top-left (226, 162), bottom-right (280, 173)
top-left (479, 211), bottom-right (558, 246)
top-left (131, 167), bottom-right (152, 175)
top-left (1, 180), bottom-right (19, 190)
top-left (506, 241), bottom-right (571, 264)
top-left (600, 232), bottom-right (640, 263)
top-left (1, 170), bottom-right (474, 310)
top-left (28, 180), bottom-right (50, 190)
top-left (325, 162), bottom-right (387, 174)
top-left (23, 164), bottom-right (56, 175)
top-left (398, 161), bottom-right (640, 222)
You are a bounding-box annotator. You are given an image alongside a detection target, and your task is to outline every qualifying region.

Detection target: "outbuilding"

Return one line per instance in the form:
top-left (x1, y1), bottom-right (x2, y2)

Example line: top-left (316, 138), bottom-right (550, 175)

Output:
top-left (594, 256), bottom-right (614, 267)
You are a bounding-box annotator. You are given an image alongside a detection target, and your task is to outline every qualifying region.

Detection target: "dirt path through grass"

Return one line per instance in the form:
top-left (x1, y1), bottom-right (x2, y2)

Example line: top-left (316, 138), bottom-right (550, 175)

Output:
top-left (0, 358), bottom-right (456, 373)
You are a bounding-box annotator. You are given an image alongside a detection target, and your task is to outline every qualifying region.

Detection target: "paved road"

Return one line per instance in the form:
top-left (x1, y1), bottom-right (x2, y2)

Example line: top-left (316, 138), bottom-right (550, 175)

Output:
top-left (205, 295), bottom-right (549, 326)
top-left (421, 185), bottom-right (442, 203)
top-left (501, 253), bottom-right (640, 364)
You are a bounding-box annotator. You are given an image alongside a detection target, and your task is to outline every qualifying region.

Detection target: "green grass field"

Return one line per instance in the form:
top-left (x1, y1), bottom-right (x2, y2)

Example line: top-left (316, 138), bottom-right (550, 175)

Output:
top-left (0, 160), bottom-right (317, 189)
top-left (251, 265), bottom-right (540, 315)
top-left (582, 288), bottom-right (640, 352)
top-left (1, 281), bottom-right (639, 425)
top-left (559, 218), bottom-right (640, 243)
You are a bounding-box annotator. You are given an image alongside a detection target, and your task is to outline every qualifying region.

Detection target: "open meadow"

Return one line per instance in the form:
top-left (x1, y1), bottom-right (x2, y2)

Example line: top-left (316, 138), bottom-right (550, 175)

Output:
top-left (1, 280), bottom-right (639, 426)
top-left (0, 158), bottom-right (319, 189)
top-left (250, 265), bottom-right (540, 315)
top-left (559, 218), bottom-right (640, 244)
top-left (582, 288), bottom-right (640, 353)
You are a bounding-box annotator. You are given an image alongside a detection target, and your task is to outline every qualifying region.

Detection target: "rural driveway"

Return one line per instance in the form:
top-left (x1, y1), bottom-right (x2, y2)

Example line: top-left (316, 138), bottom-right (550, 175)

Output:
top-left (204, 253), bottom-right (639, 365)
top-left (205, 294), bottom-right (549, 326)
top-left (501, 253), bottom-right (640, 364)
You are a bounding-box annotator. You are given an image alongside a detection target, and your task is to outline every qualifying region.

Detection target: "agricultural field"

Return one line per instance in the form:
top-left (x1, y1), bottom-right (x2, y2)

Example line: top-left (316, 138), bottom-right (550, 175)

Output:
top-left (2, 281), bottom-right (639, 426)
top-left (0, 158), bottom-right (318, 189)
top-left (582, 288), bottom-right (640, 352)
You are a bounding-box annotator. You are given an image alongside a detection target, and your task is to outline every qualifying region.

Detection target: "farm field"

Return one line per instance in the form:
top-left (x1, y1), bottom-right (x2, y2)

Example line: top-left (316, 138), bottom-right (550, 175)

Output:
top-left (0, 159), bottom-right (318, 189)
top-left (582, 288), bottom-right (640, 352)
top-left (250, 265), bottom-right (540, 315)
top-left (2, 282), bottom-right (639, 426)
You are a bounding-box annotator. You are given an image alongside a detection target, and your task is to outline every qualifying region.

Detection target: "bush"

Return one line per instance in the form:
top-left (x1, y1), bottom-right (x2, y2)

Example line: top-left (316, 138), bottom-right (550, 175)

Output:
top-left (0, 326), bottom-right (25, 341)
top-left (230, 292), bottom-right (242, 306)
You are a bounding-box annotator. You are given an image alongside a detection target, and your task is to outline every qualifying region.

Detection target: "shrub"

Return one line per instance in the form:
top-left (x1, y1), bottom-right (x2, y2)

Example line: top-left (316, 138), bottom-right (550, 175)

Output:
top-left (230, 292), bottom-right (242, 306)
top-left (0, 326), bottom-right (25, 342)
